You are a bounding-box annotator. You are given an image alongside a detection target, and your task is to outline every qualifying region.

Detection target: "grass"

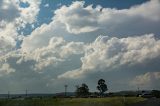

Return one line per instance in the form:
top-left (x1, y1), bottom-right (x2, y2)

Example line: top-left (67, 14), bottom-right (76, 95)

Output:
top-left (0, 97), bottom-right (146, 106)
top-left (57, 97), bottom-right (146, 106)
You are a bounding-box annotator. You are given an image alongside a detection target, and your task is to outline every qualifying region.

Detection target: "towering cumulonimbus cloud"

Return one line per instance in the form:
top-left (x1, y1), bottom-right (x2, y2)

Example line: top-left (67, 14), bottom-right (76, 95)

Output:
top-left (58, 34), bottom-right (160, 79)
top-left (0, 0), bottom-right (160, 92)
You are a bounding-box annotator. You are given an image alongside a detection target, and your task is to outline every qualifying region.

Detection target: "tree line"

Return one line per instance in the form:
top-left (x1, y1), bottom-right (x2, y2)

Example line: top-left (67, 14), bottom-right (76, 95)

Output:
top-left (75, 79), bottom-right (108, 97)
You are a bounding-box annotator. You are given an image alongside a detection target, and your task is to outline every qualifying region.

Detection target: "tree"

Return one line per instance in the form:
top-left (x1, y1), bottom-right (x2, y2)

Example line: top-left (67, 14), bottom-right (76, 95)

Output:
top-left (75, 83), bottom-right (89, 97)
top-left (97, 79), bottom-right (108, 96)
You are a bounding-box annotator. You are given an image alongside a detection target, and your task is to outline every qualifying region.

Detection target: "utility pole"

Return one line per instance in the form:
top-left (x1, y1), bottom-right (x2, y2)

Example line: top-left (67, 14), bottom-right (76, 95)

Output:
top-left (25, 89), bottom-right (28, 98)
top-left (64, 85), bottom-right (68, 97)
top-left (8, 91), bottom-right (10, 99)
top-left (137, 86), bottom-right (141, 97)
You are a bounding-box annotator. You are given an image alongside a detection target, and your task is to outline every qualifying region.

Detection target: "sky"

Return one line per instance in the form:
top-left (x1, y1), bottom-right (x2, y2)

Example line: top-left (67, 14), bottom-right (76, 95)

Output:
top-left (0, 0), bottom-right (160, 94)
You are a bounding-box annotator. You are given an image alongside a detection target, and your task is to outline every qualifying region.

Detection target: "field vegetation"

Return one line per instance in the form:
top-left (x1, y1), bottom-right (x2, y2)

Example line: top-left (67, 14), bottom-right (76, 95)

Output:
top-left (0, 97), bottom-right (146, 106)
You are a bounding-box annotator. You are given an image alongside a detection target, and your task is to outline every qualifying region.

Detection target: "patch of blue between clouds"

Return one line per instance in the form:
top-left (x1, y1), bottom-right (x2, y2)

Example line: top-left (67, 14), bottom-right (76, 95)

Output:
top-left (19, 1), bottom-right (30, 8)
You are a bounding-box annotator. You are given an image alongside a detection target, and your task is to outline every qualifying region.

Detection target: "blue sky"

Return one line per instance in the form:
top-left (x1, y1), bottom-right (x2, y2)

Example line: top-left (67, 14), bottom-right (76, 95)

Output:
top-left (0, 0), bottom-right (160, 94)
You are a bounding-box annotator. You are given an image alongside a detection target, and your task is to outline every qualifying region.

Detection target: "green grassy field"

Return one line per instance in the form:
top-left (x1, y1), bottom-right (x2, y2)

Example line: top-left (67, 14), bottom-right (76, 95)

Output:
top-left (0, 97), bottom-right (146, 106)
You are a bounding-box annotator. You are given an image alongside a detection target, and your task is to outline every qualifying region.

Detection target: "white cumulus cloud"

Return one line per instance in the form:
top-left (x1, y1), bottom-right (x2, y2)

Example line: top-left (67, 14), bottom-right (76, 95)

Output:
top-left (17, 37), bottom-right (85, 71)
top-left (22, 0), bottom-right (160, 52)
top-left (0, 63), bottom-right (15, 76)
top-left (131, 72), bottom-right (160, 88)
top-left (0, 0), bottom-right (41, 55)
top-left (58, 34), bottom-right (160, 79)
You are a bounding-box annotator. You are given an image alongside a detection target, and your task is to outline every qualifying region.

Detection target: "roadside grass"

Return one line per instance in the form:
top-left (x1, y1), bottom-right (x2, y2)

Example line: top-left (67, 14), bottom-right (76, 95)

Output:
top-left (57, 97), bottom-right (146, 106)
top-left (0, 97), bottom-right (146, 106)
